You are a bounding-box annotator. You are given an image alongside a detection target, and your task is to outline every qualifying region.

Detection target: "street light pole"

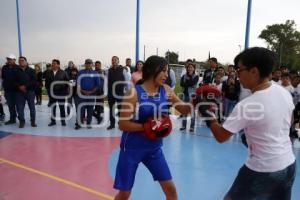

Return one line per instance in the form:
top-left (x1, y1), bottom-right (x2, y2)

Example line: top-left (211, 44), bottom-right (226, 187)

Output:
top-left (16, 0), bottom-right (23, 56)
top-left (135, 0), bottom-right (140, 62)
top-left (244, 0), bottom-right (252, 50)
top-left (143, 45), bottom-right (146, 61)
top-left (238, 45), bottom-right (242, 52)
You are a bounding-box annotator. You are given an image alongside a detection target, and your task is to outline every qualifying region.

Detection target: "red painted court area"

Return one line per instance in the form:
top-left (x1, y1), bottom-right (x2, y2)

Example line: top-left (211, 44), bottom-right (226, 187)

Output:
top-left (0, 134), bottom-right (120, 200)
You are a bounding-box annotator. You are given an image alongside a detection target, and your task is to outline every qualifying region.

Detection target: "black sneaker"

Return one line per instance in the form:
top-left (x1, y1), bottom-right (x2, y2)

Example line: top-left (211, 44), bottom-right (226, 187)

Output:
top-left (0, 114), bottom-right (5, 121)
top-left (87, 125), bottom-right (92, 129)
top-left (31, 122), bottom-right (37, 127)
top-left (179, 127), bottom-right (186, 131)
top-left (61, 121), bottom-right (66, 126)
top-left (75, 125), bottom-right (81, 130)
top-left (107, 125), bottom-right (115, 130)
top-left (189, 128), bottom-right (194, 132)
top-left (5, 120), bottom-right (16, 125)
top-left (48, 122), bottom-right (56, 126)
top-left (19, 122), bottom-right (25, 128)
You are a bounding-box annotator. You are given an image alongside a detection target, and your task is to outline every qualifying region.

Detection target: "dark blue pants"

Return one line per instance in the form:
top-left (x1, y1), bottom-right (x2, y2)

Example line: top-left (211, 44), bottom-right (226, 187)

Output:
top-left (4, 92), bottom-right (17, 121)
top-left (76, 97), bottom-right (95, 125)
top-left (224, 98), bottom-right (237, 117)
top-left (16, 91), bottom-right (36, 123)
top-left (226, 162), bottom-right (296, 200)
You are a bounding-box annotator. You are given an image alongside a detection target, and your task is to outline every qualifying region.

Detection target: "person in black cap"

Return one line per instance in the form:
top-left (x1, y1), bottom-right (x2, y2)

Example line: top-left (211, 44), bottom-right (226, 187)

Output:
top-left (75, 59), bottom-right (101, 129)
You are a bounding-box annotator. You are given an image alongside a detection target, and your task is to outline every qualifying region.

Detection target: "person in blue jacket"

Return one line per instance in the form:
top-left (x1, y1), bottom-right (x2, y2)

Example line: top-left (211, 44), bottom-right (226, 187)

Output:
top-left (114, 55), bottom-right (192, 200)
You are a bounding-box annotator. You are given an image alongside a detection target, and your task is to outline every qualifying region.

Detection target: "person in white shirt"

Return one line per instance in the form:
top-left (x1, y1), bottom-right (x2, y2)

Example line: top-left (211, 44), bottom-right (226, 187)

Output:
top-left (196, 47), bottom-right (296, 200)
top-left (271, 68), bottom-right (282, 85)
top-left (212, 73), bottom-right (223, 91)
top-left (217, 66), bottom-right (228, 82)
top-left (291, 75), bottom-right (300, 104)
top-left (291, 76), bottom-right (300, 139)
top-left (281, 72), bottom-right (294, 95)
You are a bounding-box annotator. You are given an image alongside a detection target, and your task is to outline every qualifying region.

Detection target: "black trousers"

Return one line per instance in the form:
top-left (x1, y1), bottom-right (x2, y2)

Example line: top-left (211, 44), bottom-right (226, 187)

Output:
top-left (108, 97), bottom-right (122, 126)
top-left (49, 96), bottom-right (66, 123)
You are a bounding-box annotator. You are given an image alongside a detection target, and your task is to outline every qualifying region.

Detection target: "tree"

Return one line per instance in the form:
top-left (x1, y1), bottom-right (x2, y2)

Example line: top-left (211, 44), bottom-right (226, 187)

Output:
top-left (165, 51), bottom-right (179, 64)
top-left (259, 20), bottom-right (300, 69)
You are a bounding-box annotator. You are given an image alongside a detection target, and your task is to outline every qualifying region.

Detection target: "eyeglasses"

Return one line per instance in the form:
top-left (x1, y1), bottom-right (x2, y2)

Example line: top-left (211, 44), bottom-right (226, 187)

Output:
top-left (237, 68), bottom-right (248, 74)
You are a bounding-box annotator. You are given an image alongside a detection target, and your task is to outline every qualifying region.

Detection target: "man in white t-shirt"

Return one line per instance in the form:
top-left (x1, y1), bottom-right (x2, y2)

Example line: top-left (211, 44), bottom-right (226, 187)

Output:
top-left (196, 47), bottom-right (296, 200)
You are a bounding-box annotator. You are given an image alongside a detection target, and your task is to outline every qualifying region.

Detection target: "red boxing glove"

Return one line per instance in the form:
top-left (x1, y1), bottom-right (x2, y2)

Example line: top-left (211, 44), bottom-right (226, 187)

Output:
top-left (143, 114), bottom-right (172, 140)
top-left (193, 84), bottom-right (222, 104)
top-left (193, 84), bottom-right (221, 125)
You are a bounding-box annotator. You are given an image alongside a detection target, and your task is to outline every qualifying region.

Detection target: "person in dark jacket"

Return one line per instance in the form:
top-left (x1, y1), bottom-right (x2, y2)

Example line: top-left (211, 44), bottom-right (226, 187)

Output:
top-left (15, 56), bottom-right (37, 128)
top-left (68, 67), bottom-right (78, 117)
top-left (43, 63), bottom-right (52, 107)
top-left (107, 56), bottom-right (126, 130)
top-left (222, 71), bottom-right (240, 118)
top-left (48, 59), bottom-right (69, 126)
top-left (65, 61), bottom-right (78, 115)
top-left (93, 60), bottom-right (105, 124)
top-left (203, 57), bottom-right (218, 84)
top-left (2, 54), bottom-right (19, 125)
top-left (34, 64), bottom-right (43, 105)
top-left (0, 65), bottom-right (5, 120)
top-left (65, 61), bottom-right (76, 78)
top-left (179, 63), bottom-right (199, 132)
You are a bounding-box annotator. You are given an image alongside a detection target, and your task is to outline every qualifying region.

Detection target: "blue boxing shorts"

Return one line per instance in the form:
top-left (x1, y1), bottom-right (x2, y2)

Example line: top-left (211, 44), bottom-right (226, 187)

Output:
top-left (114, 147), bottom-right (172, 191)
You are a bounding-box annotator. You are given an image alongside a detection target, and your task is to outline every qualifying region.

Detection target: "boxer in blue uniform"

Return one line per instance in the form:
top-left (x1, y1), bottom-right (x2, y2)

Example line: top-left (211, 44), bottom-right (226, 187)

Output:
top-left (114, 56), bottom-right (192, 200)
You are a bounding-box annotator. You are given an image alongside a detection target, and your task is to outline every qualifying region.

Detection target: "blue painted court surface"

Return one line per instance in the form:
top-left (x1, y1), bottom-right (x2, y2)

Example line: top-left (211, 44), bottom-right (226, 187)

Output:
top-left (0, 103), bottom-right (299, 199)
top-left (109, 130), bottom-right (300, 200)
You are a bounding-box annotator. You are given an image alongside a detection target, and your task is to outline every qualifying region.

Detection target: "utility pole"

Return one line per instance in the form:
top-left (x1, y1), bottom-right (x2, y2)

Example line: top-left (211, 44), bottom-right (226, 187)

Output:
top-left (244, 0), bottom-right (252, 49)
top-left (135, 0), bottom-right (140, 62)
top-left (16, 0), bottom-right (23, 56)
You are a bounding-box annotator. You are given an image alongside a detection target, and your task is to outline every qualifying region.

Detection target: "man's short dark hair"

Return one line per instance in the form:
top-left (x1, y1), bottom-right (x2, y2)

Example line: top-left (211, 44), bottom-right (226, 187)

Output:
top-left (95, 61), bottom-right (101, 65)
top-left (281, 72), bottom-right (290, 78)
top-left (19, 56), bottom-right (27, 61)
top-left (280, 65), bottom-right (288, 69)
top-left (273, 68), bottom-right (281, 72)
top-left (52, 59), bottom-right (60, 65)
top-left (209, 57), bottom-right (218, 64)
top-left (235, 47), bottom-right (276, 79)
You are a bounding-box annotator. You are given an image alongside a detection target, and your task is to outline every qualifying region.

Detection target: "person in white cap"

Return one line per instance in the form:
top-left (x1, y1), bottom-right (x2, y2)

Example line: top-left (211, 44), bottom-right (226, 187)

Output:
top-left (1, 54), bottom-right (19, 125)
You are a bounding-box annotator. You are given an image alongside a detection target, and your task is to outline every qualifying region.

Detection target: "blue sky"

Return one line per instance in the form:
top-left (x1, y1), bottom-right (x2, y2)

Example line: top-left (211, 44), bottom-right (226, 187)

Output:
top-left (1, 0), bottom-right (299, 67)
